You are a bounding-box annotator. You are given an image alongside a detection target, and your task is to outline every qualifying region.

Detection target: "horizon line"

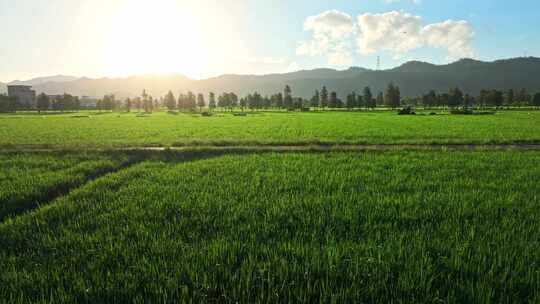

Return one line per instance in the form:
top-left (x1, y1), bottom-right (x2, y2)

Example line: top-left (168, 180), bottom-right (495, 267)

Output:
top-left (2, 56), bottom-right (538, 84)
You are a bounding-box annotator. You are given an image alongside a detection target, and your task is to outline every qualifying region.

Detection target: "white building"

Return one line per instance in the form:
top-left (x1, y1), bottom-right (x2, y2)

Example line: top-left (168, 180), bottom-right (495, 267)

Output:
top-left (80, 96), bottom-right (99, 108)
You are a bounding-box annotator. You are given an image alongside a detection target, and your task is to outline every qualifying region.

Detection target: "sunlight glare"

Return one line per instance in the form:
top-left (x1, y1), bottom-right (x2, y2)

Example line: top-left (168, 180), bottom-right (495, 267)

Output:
top-left (105, 0), bottom-right (209, 78)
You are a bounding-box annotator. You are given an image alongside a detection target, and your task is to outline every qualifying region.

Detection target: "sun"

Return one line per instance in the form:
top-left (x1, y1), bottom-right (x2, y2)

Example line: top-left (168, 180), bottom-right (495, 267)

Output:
top-left (104, 0), bottom-right (209, 78)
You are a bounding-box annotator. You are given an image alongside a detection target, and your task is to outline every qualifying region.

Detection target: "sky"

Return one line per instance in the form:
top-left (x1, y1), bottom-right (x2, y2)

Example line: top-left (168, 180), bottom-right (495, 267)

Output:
top-left (1, 0), bottom-right (539, 82)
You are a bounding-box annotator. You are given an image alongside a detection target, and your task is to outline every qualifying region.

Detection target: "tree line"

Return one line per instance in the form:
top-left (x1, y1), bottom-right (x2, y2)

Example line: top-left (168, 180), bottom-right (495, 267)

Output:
top-left (2, 84), bottom-right (540, 113)
top-left (155, 84), bottom-right (540, 112)
top-left (36, 93), bottom-right (80, 113)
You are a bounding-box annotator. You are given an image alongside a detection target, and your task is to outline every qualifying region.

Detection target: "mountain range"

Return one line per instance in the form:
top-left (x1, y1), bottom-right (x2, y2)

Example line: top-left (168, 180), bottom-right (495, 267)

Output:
top-left (1, 57), bottom-right (539, 99)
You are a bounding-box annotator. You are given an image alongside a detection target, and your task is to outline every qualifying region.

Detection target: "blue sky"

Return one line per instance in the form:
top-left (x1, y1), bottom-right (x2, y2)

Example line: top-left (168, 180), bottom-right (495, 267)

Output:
top-left (1, 0), bottom-right (539, 82)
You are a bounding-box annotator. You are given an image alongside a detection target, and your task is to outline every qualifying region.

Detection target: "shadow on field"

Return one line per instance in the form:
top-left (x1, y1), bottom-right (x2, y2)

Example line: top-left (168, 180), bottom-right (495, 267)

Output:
top-left (131, 148), bottom-right (277, 163)
top-left (0, 149), bottom-right (282, 223)
top-left (0, 152), bottom-right (140, 222)
top-left (128, 148), bottom-right (363, 166)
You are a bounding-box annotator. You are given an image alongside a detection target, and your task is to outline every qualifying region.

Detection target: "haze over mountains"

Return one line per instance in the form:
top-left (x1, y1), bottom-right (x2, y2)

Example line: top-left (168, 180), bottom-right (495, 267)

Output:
top-left (2, 57), bottom-right (539, 99)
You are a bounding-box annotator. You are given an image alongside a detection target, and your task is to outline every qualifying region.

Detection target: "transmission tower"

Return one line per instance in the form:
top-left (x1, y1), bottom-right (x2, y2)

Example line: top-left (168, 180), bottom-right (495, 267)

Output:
top-left (377, 56), bottom-right (381, 70)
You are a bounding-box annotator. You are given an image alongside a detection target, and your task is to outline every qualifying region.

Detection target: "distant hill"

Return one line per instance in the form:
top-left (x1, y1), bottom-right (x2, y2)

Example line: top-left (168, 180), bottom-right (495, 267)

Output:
top-left (353, 57), bottom-right (540, 97)
top-left (28, 75), bottom-right (195, 98)
top-left (8, 75), bottom-right (79, 86)
top-left (8, 57), bottom-right (540, 99)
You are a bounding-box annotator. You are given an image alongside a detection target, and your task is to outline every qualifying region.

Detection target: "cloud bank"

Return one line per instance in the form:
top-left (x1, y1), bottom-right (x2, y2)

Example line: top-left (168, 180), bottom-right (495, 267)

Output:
top-left (296, 10), bottom-right (355, 66)
top-left (297, 10), bottom-right (474, 65)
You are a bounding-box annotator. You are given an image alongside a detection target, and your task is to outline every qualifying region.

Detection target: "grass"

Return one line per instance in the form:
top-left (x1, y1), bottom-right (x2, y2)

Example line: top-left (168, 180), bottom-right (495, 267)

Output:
top-left (0, 152), bottom-right (131, 220)
top-left (1, 151), bottom-right (539, 303)
top-left (0, 110), bottom-right (539, 148)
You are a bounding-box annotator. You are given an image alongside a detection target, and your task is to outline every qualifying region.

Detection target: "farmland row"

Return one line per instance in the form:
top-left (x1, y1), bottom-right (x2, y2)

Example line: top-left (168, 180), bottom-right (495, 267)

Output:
top-left (1, 151), bottom-right (539, 302)
top-left (0, 111), bottom-right (539, 148)
top-left (0, 152), bottom-right (137, 221)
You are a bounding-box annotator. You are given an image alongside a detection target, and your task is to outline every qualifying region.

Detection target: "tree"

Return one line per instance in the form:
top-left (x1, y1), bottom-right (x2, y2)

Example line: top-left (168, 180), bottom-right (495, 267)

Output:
top-left (375, 92), bottom-right (383, 108)
top-left (533, 93), bottom-right (540, 108)
top-left (346, 92), bottom-right (357, 110)
top-left (141, 89), bottom-right (149, 112)
top-left (321, 86), bottom-right (329, 109)
top-left (208, 92), bottom-right (216, 111)
top-left (263, 96), bottom-right (272, 109)
top-left (284, 85), bottom-right (293, 109)
top-left (439, 93), bottom-right (449, 108)
top-left (248, 92), bottom-right (263, 110)
top-left (126, 98), bottom-right (132, 112)
top-left (187, 92), bottom-right (196, 110)
top-left (146, 96), bottom-right (154, 113)
top-left (197, 93), bottom-right (205, 112)
top-left (310, 90), bottom-right (320, 108)
top-left (506, 89), bottom-right (515, 107)
top-left (102, 94), bottom-right (114, 111)
top-left (384, 84), bottom-right (394, 108)
top-left (275, 93), bottom-right (284, 109)
top-left (329, 91), bottom-right (338, 108)
top-left (177, 93), bottom-right (186, 110)
top-left (0, 95), bottom-right (19, 112)
top-left (448, 87), bottom-right (464, 108)
top-left (363, 87), bottom-right (373, 109)
top-left (464, 94), bottom-right (472, 109)
top-left (293, 97), bottom-right (303, 110)
top-left (422, 90), bottom-right (437, 109)
top-left (487, 90), bottom-right (504, 108)
top-left (165, 91), bottom-right (176, 110)
top-left (134, 97), bottom-right (141, 111)
top-left (356, 94), bottom-right (364, 109)
top-left (516, 88), bottom-right (531, 106)
top-left (477, 90), bottom-right (488, 109)
top-left (239, 97), bottom-right (247, 111)
top-left (394, 85), bottom-right (401, 109)
top-left (49, 93), bottom-right (78, 112)
top-left (336, 96), bottom-right (344, 108)
top-left (229, 92), bottom-right (238, 111)
top-left (384, 83), bottom-right (401, 108)
top-left (217, 93), bottom-right (226, 110)
top-left (493, 90), bottom-right (504, 108)
top-left (36, 93), bottom-right (50, 114)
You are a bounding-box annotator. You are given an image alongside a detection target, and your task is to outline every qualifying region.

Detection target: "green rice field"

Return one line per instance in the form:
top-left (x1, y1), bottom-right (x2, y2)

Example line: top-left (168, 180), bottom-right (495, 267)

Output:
top-left (0, 110), bottom-right (539, 148)
top-left (0, 153), bottom-right (131, 220)
top-left (1, 151), bottom-right (539, 303)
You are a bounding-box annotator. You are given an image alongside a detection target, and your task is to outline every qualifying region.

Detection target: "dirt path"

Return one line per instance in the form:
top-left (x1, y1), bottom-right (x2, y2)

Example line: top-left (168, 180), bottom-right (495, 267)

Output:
top-left (2, 144), bottom-right (540, 153)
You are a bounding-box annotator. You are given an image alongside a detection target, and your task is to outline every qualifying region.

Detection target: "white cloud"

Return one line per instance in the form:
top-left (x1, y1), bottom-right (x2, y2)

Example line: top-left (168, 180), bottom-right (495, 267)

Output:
top-left (328, 44), bottom-right (354, 65)
top-left (357, 11), bottom-right (474, 59)
top-left (297, 10), bottom-right (355, 66)
top-left (297, 10), bottom-right (475, 65)
top-left (421, 20), bottom-right (474, 59)
top-left (357, 11), bottom-right (424, 56)
top-left (303, 9), bottom-right (356, 39)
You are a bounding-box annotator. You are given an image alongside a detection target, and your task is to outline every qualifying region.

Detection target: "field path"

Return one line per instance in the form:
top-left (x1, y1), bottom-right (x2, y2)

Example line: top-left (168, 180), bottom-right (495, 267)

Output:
top-left (2, 143), bottom-right (540, 153)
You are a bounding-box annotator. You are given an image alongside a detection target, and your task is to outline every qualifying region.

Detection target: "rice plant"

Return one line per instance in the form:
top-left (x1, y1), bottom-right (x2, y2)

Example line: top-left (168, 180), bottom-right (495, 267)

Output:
top-left (0, 151), bottom-right (539, 303)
